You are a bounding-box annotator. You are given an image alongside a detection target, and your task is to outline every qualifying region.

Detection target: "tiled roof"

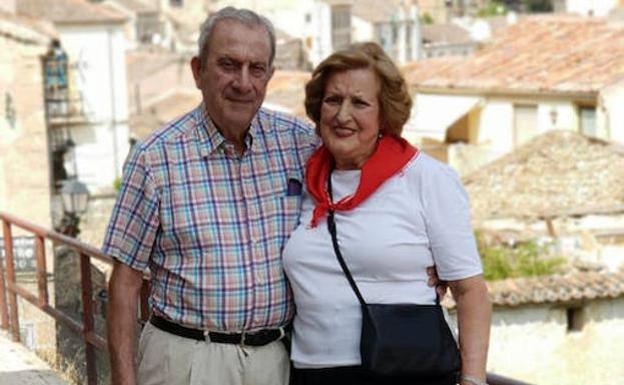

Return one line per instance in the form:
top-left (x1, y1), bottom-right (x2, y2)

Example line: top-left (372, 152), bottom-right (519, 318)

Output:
top-left (18, 0), bottom-right (127, 25)
top-left (492, 270), bottom-right (624, 307)
top-left (265, 70), bottom-right (311, 118)
top-left (351, 0), bottom-right (404, 24)
top-left (126, 50), bottom-right (184, 83)
top-left (421, 23), bottom-right (473, 45)
top-left (0, 11), bottom-right (56, 44)
top-left (463, 131), bottom-right (624, 221)
top-left (130, 91), bottom-right (201, 139)
top-left (443, 270), bottom-right (624, 308)
top-left (109, 0), bottom-right (157, 14)
top-left (404, 15), bottom-right (624, 94)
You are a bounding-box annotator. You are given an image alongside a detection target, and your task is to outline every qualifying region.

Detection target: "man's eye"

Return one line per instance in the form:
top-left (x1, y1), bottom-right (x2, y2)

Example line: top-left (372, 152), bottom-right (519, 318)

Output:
top-left (353, 99), bottom-right (369, 108)
top-left (250, 65), bottom-right (267, 77)
top-left (219, 60), bottom-right (236, 70)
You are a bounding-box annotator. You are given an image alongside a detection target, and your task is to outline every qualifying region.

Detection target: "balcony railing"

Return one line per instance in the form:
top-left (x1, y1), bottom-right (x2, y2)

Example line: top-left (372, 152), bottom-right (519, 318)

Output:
top-left (0, 211), bottom-right (534, 385)
top-left (0, 211), bottom-right (150, 385)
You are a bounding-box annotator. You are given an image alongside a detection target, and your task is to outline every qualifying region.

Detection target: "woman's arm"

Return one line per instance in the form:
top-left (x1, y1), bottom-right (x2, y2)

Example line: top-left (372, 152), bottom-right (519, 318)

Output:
top-left (448, 274), bottom-right (491, 385)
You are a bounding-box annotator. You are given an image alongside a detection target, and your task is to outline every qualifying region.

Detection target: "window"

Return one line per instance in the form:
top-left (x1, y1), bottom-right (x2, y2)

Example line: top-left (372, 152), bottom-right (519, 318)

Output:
top-left (566, 307), bottom-right (584, 332)
top-left (579, 106), bottom-right (596, 137)
top-left (169, 0), bottom-right (183, 7)
top-left (513, 104), bottom-right (538, 146)
top-left (331, 5), bottom-right (351, 50)
top-left (392, 24), bottom-right (398, 44)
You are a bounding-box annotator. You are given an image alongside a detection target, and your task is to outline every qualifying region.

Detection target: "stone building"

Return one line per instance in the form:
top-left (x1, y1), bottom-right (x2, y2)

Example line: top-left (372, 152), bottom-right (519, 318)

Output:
top-left (0, 2), bottom-right (58, 357)
top-left (447, 270), bottom-right (624, 385)
top-left (0, 5), bottom-right (55, 225)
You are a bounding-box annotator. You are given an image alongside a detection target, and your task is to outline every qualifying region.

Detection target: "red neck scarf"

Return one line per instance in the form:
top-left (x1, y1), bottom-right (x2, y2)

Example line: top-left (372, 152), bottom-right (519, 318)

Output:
top-left (306, 135), bottom-right (418, 227)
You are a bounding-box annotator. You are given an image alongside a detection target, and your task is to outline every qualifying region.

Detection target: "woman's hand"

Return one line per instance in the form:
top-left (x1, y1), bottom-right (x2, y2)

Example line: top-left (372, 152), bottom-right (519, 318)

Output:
top-left (426, 265), bottom-right (448, 298)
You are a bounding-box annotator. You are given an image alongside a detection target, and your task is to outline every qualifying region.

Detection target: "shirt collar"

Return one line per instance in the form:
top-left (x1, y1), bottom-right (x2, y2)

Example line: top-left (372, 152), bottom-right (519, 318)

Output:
top-left (195, 103), bottom-right (260, 158)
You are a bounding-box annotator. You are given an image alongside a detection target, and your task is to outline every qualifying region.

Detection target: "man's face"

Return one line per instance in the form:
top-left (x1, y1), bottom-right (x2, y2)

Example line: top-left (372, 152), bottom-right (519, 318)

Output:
top-left (191, 19), bottom-right (274, 136)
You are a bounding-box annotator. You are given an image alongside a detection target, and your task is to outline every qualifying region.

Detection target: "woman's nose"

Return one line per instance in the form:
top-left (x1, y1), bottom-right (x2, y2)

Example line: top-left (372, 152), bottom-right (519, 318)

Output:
top-left (336, 101), bottom-right (352, 123)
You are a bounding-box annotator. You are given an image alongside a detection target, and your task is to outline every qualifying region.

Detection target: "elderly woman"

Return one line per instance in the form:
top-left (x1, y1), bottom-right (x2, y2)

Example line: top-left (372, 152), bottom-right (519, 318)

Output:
top-left (282, 42), bottom-right (491, 385)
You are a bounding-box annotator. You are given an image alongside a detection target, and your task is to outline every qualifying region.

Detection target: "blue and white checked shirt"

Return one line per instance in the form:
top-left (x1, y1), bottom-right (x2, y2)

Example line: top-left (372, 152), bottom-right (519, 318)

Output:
top-left (102, 104), bottom-right (318, 331)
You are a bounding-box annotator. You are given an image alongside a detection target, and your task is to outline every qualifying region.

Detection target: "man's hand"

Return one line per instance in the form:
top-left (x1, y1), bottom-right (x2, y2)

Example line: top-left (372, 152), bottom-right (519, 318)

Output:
top-left (108, 261), bottom-right (143, 385)
top-left (427, 265), bottom-right (448, 298)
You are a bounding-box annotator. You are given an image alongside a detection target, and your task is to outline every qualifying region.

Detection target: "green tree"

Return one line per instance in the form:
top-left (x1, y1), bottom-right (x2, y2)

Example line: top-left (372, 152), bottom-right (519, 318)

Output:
top-left (523, 0), bottom-right (553, 12)
top-left (477, 1), bottom-right (508, 17)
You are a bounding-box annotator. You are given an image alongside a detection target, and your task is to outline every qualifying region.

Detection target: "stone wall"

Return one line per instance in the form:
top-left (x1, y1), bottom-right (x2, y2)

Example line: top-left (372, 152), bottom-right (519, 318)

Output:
top-left (485, 298), bottom-right (624, 385)
top-left (0, 25), bottom-right (52, 228)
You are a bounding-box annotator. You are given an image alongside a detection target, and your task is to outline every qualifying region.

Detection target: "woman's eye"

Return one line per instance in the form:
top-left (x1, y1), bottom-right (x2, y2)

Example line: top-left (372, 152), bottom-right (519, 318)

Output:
top-left (323, 97), bottom-right (340, 105)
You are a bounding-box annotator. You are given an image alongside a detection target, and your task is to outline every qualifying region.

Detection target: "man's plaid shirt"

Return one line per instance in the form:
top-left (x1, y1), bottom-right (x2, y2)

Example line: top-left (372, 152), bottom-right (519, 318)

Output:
top-left (102, 104), bottom-right (318, 331)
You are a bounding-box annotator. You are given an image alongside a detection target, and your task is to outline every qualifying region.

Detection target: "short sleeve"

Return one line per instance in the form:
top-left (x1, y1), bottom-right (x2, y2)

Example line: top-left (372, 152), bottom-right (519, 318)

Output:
top-left (420, 161), bottom-right (482, 281)
top-left (102, 146), bottom-right (160, 271)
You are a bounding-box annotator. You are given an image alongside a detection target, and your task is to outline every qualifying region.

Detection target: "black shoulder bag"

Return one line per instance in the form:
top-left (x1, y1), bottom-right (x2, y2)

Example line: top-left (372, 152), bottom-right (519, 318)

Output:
top-left (326, 175), bottom-right (461, 378)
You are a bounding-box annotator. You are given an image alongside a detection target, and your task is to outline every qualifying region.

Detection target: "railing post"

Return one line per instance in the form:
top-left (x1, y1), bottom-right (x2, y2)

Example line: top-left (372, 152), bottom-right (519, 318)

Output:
top-left (79, 252), bottom-right (97, 385)
top-left (2, 220), bottom-right (20, 341)
top-left (34, 236), bottom-right (48, 307)
top-left (0, 220), bottom-right (9, 330)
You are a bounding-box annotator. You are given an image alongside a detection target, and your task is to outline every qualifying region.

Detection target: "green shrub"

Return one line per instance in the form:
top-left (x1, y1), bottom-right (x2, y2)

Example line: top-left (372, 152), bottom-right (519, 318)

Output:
top-left (476, 232), bottom-right (565, 280)
top-left (113, 177), bottom-right (122, 193)
top-left (421, 13), bottom-right (434, 25)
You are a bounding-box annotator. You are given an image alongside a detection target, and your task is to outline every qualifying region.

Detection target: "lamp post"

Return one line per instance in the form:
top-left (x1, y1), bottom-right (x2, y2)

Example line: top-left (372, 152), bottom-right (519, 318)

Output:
top-left (57, 179), bottom-right (90, 237)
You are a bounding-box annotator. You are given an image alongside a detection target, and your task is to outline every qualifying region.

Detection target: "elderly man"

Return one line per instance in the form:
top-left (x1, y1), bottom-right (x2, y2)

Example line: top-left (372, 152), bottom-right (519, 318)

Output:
top-left (104, 7), bottom-right (317, 385)
top-left (104, 6), bottom-right (445, 385)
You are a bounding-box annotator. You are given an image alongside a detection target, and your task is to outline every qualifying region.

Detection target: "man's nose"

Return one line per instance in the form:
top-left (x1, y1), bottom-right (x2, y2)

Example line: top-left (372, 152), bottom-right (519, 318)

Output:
top-left (233, 67), bottom-right (253, 93)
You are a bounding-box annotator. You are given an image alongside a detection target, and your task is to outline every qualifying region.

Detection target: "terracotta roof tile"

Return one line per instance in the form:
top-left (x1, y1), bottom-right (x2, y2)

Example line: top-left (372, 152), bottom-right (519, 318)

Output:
top-left (18, 0), bottom-right (127, 25)
top-left (463, 131), bottom-right (624, 221)
top-left (0, 11), bottom-right (56, 43)
top-left (109, 0), bottom-right (157, 14)
top-left (351, 0), bottom-right (404, 24)
top-left (404, 15), bottom-right (624, 94)
top-left (444, 270), bottom-right (624, 308)
top-left (265, 70), bottom-right (311, 118)
top-left (421, 23), bottom-right (473, 45)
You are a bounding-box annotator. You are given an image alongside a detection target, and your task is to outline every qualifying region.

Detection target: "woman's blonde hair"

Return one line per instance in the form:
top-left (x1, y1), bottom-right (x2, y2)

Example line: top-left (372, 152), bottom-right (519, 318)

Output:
top-left (304, 42), bottom-right (412, 136)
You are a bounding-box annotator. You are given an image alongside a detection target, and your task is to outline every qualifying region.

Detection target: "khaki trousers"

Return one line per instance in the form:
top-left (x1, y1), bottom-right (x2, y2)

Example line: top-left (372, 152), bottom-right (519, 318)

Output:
top-left (136, 322), bottom-right (290, 385)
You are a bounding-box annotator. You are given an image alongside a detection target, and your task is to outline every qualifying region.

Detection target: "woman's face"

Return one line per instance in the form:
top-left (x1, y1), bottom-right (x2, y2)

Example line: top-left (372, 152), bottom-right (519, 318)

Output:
top-left (319, 68), bottom-right (381, 170)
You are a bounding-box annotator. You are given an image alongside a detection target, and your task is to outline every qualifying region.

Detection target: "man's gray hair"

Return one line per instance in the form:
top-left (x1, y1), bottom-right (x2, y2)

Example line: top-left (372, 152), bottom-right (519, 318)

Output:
top-left (198, 6), bottom-right (276, 66)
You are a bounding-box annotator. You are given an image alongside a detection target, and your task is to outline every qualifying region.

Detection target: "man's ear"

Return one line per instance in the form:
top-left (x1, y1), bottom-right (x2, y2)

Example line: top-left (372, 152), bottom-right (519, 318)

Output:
top-left (190, 56), bottom-right (202, 89)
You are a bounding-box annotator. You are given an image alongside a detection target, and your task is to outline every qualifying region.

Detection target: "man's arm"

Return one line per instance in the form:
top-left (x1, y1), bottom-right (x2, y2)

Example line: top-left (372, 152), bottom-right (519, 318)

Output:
top-left (448, 274), bottom-right (491, 385)
top-left (107, 261), bottom-right (144, 385)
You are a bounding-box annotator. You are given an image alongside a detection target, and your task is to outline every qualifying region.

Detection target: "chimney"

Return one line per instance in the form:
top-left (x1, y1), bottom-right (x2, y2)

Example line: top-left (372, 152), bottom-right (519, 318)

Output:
top-left (0, 0), bottom-right (16, 14)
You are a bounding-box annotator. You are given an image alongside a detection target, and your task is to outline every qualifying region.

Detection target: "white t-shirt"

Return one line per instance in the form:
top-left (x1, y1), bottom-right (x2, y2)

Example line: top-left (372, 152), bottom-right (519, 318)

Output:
top-left (282, 153), bottom-right (482, 368)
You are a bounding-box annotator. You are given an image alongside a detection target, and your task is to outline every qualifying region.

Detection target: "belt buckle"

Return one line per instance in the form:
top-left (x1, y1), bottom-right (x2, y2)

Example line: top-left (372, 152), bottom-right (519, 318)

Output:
top-left (203, 330), bottom-right (210, 342)
top-left (240, 330), bottom-right (247, 347)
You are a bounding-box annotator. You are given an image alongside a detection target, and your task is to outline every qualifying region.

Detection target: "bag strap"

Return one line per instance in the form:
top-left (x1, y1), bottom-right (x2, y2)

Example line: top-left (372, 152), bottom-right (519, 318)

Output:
top-left (325, 171), bottom-right (440, 306)
top-left (327, 209), bottom-right (368, 306)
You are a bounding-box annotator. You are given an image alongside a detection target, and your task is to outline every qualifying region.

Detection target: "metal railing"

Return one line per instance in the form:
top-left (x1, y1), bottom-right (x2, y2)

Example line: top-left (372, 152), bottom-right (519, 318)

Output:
top-left (0, 211), bottom-right (149, 385)
top-left (0, 211), bottom-right (534, 385)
